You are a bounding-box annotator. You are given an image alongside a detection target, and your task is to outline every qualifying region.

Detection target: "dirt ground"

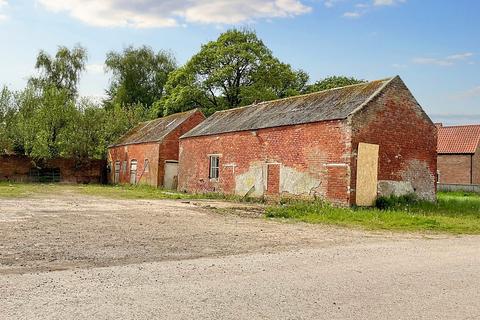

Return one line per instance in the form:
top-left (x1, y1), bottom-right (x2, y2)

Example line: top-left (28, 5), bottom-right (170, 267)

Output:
top-left (1, 191), bottom-right (480, 319)
top-left (0, 190), bottom-right (394, 275)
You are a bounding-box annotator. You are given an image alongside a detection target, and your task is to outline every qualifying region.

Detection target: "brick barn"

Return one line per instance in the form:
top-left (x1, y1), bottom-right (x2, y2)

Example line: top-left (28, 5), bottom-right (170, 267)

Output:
top-left (108, 109), bottom-right (205, 188)
top-left (178, 76), bottom-right (437, 206)
top-left (437, 124), bottom-right (480, 185)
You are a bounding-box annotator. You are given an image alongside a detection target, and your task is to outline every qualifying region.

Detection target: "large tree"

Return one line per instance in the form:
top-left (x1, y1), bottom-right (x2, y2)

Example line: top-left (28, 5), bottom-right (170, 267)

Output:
top-left (159, 29), bottom-right (309, 116)
top-left (105, 46), bottom-right (177, 110)
top-left (29, 45), bottom-right (88, 97)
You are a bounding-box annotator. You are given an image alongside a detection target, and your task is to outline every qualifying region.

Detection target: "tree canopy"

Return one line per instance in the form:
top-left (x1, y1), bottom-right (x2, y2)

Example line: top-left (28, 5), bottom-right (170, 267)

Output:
top-left (305, 76), bottom-right (366, 93)
top-left (0, 31), bottom-right (366, 160)
top-left (29, 45), bottom-right (88, 97)
top-left (105, 46), bottom-right (177, 110)
top-left (158, 29), bottom-right (308, 116)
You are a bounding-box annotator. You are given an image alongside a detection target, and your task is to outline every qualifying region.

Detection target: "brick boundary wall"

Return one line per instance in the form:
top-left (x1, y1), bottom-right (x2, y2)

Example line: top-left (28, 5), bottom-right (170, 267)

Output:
top-left (0, 155), bottom-right (106, 184)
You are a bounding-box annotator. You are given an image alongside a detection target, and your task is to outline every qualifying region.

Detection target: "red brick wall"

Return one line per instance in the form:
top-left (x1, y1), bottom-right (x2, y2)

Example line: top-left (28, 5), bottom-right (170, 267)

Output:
top-left (108, 143), bottom-right (160, 186)
top-left (107, 110), bottom-right (205, 188)
top-left (178, 120), bottom-right (351, 205)
top-left (157, 111), bottom-right (205, 187)
top-left (349, 76), bottom-right (437, 202)
top-left (474, 145), bottom-right (480, 184)
top-left (0, 155), bottom-right (105, 183)
top-left (266, 164), bottom-right (280, 195)
top-left (437, 154), bottom-right (472, 184)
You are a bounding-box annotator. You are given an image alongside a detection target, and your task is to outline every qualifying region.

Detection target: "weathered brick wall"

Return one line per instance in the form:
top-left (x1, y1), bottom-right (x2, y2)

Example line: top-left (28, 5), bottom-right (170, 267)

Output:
top-left (107, 110), bottom-right (205, 188)
top-left (0, 155), bottom-right (105, 183)
top-left (474, 145), bottom-right (480, 184)
top-left (437, 154), bottom-right (472, 184)
top-left (178, 120), bottom-right (351, 205)
top-left (157, 111), bottom-right (205, 187)
top-left (108, 143), bottom-right (160, 186)
top-left (349, 77), bottom-right (437, 202)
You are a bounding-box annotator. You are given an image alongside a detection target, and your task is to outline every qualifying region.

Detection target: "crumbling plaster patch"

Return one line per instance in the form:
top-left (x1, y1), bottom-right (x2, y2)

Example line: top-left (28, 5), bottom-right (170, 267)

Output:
top-left (400, 159), bottom-right (436, 201)
top-left (280, 166), bottom-right (323, 197)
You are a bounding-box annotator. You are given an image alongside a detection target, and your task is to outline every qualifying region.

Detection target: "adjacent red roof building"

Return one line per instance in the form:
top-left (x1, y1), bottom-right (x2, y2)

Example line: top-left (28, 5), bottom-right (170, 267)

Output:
top-left (437, 124), bottom-right (480, 184)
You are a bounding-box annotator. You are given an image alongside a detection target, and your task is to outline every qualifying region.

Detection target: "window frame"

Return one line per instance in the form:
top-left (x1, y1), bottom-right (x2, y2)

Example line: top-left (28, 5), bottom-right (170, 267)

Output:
top-left (144, 159), bottom-right (150, 173)
top-left (209, 155), bottom-right (220, 180)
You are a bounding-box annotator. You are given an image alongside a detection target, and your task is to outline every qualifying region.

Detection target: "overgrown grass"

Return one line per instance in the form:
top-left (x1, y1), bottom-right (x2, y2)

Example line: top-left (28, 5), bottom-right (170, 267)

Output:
top-left (266, 192), bottom-right (480, 234)
top-left (78, 183), bottom-right (264, 202)
top-left (0, 182), bottom-right (262, 202)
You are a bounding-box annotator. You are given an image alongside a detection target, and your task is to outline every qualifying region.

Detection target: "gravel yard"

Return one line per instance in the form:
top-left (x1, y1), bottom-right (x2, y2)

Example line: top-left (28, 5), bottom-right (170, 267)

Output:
top-left (0, 191), bottom-right (378, 275)
top-left (1, 190), bottom-right (479, 319)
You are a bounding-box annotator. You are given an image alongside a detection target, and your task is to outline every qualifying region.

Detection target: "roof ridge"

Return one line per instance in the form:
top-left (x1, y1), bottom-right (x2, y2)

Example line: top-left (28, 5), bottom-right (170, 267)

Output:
top-left (108, 108), bottom-right (201, 147)
top-left (137, 108), bottom-right (199, 125)
top-left (215, 77), bottom-right (395, 114)
top-left (439, 124), bottom-right (480, 128)
top-left (347, 76), bottom-right (397, 118)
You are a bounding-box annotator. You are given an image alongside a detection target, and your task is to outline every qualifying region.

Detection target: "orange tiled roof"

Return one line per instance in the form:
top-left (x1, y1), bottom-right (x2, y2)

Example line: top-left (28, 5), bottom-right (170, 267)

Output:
top-left (437, 124), bottom-right (480, 154)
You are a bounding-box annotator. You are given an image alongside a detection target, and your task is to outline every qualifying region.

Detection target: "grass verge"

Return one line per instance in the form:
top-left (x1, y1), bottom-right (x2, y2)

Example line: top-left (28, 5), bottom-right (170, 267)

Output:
top-left (0, 182), bottom-right (64, 197)
top-left (76, 183), bottom-right (262, 202)
top-left (265, 192), bottom-right (480, 234)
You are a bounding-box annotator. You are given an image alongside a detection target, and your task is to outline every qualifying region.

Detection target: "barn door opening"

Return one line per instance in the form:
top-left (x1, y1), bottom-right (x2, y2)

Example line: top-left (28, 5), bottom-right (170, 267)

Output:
top-left (164, 161), bottom-right (179, 190)
top-left (355, 143), bottom-right (379, 206)
top-left (130, 160), bottom-right (138, 184)
top-left (266, 163), bottom-right (281, 195)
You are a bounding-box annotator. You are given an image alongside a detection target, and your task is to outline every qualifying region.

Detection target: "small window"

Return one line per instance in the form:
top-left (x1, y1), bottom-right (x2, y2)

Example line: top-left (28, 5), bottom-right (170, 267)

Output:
top-left (122, 160), bottom-right (127, 174)
top-left (144, 159), bottom-right (150, 173)
top-left (209, 155), bottom-right (220, 179)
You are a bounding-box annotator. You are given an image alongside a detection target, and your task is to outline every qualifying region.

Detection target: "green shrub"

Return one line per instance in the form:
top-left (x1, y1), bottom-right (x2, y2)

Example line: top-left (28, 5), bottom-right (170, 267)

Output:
top-left (375, 193), bottom-right (418, 210)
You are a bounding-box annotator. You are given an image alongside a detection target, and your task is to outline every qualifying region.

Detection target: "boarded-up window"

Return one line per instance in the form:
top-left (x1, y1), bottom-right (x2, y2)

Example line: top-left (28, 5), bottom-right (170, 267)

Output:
top-left (122, 160), bottom-right (127, 174)
top-left (209, 155), bottom-right (220, 179)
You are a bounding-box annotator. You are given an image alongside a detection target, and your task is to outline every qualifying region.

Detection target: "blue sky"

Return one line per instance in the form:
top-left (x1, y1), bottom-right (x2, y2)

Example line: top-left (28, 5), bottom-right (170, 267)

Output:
top-left (0, 0), bottom-right (479, 124)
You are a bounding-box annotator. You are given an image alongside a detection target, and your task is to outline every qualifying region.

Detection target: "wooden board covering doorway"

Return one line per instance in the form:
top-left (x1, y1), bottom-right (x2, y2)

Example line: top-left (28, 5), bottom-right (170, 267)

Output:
top-left (355, 143), bottom-right (379, 206)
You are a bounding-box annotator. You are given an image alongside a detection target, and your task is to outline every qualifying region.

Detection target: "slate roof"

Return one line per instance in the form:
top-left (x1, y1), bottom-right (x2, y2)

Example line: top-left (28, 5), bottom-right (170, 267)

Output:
top-left (110, 109), bottom-right (200, 147)
top-left (182, 77), bottom-right (395, 138)
top-left (437, 124), bottom-right (480, 154)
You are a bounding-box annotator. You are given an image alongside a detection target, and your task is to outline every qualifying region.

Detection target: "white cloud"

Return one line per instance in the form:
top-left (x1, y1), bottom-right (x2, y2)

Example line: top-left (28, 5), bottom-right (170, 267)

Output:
top-left (0, 0), bottom-right (8, 22)
top-left (413, 52), bottom-right (474, 67)
top-left (446, 52), bottom-right (473, 60)
top-left (343, 11), bottom-right (361, 18)
top-left (37, 0), bottom-right (311, 28)
top-left (373, 0), bottom-right (406, 6)
top-left (355, 3), bottom-right (370, 8)
top-left (324, 0), bottom-right (343, 7)
top-left (412, 57), bottom-right (454, 67)
top-left (453, 86), bottom-right (480, 99)
top-left (392, 63), bottom-right (407, 69)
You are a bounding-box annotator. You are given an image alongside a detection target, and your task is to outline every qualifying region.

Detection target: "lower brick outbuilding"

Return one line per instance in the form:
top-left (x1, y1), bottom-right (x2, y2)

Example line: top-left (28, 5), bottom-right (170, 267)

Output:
top-left (107, 109), bottom-right (205, 188)
top-left (178, 76), bottom-right (437, 206)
